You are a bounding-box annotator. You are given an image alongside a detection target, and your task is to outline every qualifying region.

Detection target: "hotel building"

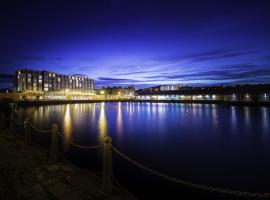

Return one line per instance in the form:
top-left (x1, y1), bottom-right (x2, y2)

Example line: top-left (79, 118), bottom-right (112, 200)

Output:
top-left (14, 69), bottom-right (93, 93)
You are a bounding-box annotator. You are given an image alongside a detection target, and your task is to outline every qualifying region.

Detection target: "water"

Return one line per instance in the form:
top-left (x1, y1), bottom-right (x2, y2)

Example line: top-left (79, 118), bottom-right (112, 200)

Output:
top-left (16, 102), bottom-right (270, 199)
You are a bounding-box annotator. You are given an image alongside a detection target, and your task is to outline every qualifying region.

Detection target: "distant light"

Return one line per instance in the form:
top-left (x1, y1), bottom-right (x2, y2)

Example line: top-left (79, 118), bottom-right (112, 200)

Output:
top-left (65, 89), bottom-right (69, 92)
top-left (118, 92), bottom-right (121, 95)
top-left (100, 90), bottom-right (105, 95)
top-left (6, 90), bottom-right (8, 93)
top-left (264, 93), bottom-right (267, 98)
top-left (212, 95), bottom-right (216, 99)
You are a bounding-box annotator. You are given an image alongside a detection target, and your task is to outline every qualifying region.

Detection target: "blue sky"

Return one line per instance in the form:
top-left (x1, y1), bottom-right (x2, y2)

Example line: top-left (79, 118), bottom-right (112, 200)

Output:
top-left (0, 0), bottom-right (270, 89)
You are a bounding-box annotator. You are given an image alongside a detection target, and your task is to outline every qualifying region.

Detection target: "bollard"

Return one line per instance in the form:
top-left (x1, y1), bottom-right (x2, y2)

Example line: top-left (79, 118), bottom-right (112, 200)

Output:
top-left (24, 118), bottom-right (30, 143)
top-left (50, 124), bottom-right (58, 162)
top-left (102, 136), bottom-right (113, 194)
top-left (8, 112), bottom-right (14, 135)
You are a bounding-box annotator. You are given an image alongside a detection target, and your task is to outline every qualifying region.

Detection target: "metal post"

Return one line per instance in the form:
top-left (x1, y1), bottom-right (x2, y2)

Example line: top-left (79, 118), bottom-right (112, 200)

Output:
top-left (9, 112), bottom-right (14, 135)
top-left (102, 136), bottom-right (113, 194)
top-left (50, 124), bottom-right (58, 162)
top-left (24, 118), bottom-right (30, 143)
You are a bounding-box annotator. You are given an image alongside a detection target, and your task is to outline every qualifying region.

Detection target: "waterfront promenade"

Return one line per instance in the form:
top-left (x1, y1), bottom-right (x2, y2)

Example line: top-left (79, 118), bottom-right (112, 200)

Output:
top-left (0, 129), bottom-right (131, 200)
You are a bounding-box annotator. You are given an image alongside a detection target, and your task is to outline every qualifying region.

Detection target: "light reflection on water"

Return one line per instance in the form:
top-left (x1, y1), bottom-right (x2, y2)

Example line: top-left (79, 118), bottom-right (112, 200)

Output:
top-left (17, 103), bottom-right (270, 191)
top-left (63, 104), bottom-right (72, 151)
top-left (98, 102), bottom-right (107, 142)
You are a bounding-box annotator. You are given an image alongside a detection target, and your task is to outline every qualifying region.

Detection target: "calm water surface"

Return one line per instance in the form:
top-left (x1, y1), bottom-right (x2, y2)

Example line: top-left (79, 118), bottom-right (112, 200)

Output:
top-left (17, 103), bottom-right (270, 199)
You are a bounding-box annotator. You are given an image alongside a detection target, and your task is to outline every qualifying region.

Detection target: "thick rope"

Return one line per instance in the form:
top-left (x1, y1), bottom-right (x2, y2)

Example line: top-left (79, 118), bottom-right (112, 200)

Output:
top-left (57, 152), bottom-right (102, 175)
top-left (112, 146), bottom-right (270, 199)
top-left (28, 123), bottom-right (52, 133)
top-left (58, 132), bottom-right (101, 150)
top-left (28, 132), bottom-right (49, 151)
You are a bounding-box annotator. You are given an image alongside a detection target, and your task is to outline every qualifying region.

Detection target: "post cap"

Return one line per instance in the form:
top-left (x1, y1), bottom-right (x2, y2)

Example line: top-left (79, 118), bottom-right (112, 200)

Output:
top-left (103, 136), bottom-right (112, 144)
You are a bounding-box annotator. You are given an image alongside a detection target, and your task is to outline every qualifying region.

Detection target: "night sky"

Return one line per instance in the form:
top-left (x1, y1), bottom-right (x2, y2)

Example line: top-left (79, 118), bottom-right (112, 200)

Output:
top-left (0, 0), bottom-right (270, 89)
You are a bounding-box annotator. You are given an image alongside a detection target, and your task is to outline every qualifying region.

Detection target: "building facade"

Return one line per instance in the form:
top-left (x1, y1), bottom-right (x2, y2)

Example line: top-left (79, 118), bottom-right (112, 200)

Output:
top-left (14, 69), bottom-right (94, 93)
top-left (136, 84), bottom-right (270, 102)
top-left (95, 86), bottom-right (135, 100)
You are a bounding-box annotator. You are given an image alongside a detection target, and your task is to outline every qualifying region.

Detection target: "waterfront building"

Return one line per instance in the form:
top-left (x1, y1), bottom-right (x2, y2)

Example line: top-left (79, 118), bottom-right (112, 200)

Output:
top-left (11, 69), bottom-right (94, 100)
top-left (96, 86), bottom-right (135, 100)
top-left (14, 69), bottom-right (94, 93)
top-left (142, 84), bottom-right (183, 92)
top-left (136, 84), bottom-right (270, 103)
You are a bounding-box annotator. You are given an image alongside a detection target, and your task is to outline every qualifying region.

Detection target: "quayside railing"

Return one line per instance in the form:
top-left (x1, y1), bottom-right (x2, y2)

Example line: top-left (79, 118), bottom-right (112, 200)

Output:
top-left (0, 110), bottom-right (269, 199)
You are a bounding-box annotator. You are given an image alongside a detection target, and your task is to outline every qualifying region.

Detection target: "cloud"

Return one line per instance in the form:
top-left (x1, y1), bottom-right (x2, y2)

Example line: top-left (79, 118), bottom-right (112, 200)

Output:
top-left (140, 63), bottom-right (270, 84)
top-left (0, 73), bottom-right (13, 87)
top-left (115, 70), bottom-right (158, 76)
top-left (98, 77), bottom-right (135, 81)
top-left (80, 56), bottom-right (99, 61)
top-left (20, 56), bottom-right (47, 61)
top-left (152, 48), bottom-right (258, 63)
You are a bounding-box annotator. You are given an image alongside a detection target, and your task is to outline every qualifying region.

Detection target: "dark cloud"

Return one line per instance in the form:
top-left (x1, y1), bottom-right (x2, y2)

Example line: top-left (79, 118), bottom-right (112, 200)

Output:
top-left (80, 57), bottom-right (99, 61)
top-left (0, 73), bottom-right (13, 87)
top-left (49, 57), bottom-right (63, 61)
top-left (115, 70), bottom-right (157, 76)
top-left (20, 56), bottom-right (47, 61)
top-left (144, 64), bottom-right (270, 83)
top-left (153, 49), bottom-right (258, 63)
top-left (98, 77), bottom-right (135, 81)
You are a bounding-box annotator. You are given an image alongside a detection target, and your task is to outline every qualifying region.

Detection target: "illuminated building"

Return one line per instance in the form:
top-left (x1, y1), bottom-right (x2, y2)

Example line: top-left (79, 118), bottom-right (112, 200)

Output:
top-left (14, 69), bottom-right (93, 93)
top-left (136, 84), bottom-right (270, 103)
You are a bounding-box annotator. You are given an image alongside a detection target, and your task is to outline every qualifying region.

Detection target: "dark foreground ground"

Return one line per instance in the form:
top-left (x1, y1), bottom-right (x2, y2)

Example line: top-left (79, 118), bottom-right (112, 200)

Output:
top-left (0, 129), bottom-right (132, 200)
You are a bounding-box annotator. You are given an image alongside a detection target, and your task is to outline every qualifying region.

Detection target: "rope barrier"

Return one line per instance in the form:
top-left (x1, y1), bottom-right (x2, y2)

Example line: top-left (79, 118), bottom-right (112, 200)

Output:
top-left (28, 134), bottom-right (49, 151)
top-left (57, 152), bottom-right (102, 176)
top-left (58, 132), bottom-right (101, 150)
top-left (4, 110), bottom-right (269, 199)
top-left (112, 146), bottom-right (270, 199)
top-left (28, 123), bottom-right (52, 133)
